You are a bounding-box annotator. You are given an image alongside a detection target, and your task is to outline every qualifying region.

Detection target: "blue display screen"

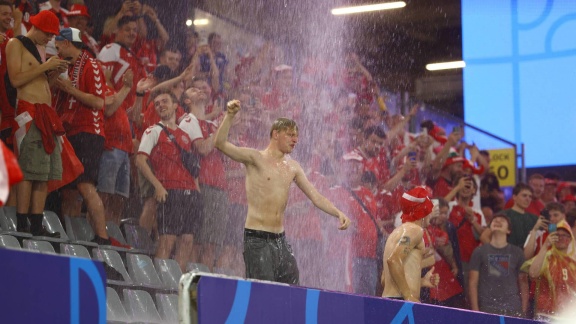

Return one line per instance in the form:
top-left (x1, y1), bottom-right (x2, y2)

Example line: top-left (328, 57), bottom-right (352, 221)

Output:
top-left (462, 0), bottom-right (576, 167)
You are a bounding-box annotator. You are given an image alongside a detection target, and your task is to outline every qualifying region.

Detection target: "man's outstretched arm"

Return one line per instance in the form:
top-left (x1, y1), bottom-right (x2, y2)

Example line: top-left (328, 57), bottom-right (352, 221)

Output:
top-left (294, 164), bottom-right (350, 230)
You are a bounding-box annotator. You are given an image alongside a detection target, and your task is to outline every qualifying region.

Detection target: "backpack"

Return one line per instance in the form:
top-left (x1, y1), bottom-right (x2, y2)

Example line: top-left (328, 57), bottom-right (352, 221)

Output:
top-left (4, 35), bottom-right (43, 108)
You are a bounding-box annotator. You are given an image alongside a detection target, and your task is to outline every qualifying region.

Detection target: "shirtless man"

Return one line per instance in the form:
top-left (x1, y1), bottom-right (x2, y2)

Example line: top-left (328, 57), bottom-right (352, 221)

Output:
top-left (382, 187), bottom-right (440, 302)
top-left (214, 100), bottom-right (350, 284)
top-left (6, 10), bottom-right (69, 236)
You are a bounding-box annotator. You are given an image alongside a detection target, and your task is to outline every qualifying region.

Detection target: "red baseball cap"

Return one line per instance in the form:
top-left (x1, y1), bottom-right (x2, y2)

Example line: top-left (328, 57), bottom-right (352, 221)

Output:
top-left (29, 10), bottom-right (60, 35)
top-left (67, 4), bottom-right (90, 18)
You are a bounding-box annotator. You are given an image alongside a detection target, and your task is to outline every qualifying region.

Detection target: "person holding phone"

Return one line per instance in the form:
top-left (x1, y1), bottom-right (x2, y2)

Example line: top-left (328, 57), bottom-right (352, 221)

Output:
top-left (523, 202), bottom-right (567, 260)
top-left (523, 220), bottom-right (576, 321)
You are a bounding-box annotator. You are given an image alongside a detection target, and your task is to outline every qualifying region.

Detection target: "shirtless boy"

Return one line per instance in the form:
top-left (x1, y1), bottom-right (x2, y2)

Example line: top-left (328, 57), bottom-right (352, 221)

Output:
top-left (6, 10), bottom-right (69, 236)
top-left (214, 99), bottom-right (350, 285)
top-left (382, 187), bottom-right (440, 302)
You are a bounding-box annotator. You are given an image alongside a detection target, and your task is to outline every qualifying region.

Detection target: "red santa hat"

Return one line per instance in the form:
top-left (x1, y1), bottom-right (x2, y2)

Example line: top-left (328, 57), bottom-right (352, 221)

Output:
top-left (428, 124), bottom-right (447, 145)
top-left (400, 187), bottom-right (434, 223)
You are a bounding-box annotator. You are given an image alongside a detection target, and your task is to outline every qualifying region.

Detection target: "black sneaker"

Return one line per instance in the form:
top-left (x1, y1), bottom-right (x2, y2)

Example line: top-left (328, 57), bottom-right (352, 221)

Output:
top-left (31, 226), bottom-right (61, 238)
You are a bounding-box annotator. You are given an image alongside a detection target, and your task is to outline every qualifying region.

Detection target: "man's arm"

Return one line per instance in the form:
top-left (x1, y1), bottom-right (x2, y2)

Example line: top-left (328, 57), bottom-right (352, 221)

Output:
top-left (469, 270), bottom-right (480, 311)
top-left (214, 100), bottom-right (257, 164)
top-left (6, 39), bottom-right (66, 88)
top-left (387, 226), bottom-right (423, 302)
top-left (528, 232), bottom-right (556, 278)
top-left (53, 64), bottom-right (105, 110)
top-left (524, 217), bottom-right (547, 259)
top-left (294, 164), bottom-right (350, 230)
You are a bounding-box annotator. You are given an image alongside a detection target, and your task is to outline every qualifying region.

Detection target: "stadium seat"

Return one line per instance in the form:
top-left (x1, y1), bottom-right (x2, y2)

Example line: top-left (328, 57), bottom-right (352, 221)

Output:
top-left (155, 293), bottom-right (178, 324)
top-left (60, 243), bottom-right (91, 259)
top-left (106, 287), bottom-right (131, 324)
top-left (0, 234), bottom-right (21, 249)
top-left (186, 262), bottom-right (210, 273)
top-left (106, 221), bottom-right (129, 245)
top-left (122, 289), bottom-right (162, 324)
top-left (23, 239), bottom-right (57, 254)
top-left (126, 253), bottom-right (164, 289)
top-left (92, 248), bottom-right (133, 286)
top-left (66, 216), bottom-right (129, 252)
top-left (0, 207), bottom-right (32, 238)
top-left (122, 223), bottom-right (156, 255)
top-left (154, 258), bottom-right (182, 290)
top-left (36, 210), bottom-right (68, 243)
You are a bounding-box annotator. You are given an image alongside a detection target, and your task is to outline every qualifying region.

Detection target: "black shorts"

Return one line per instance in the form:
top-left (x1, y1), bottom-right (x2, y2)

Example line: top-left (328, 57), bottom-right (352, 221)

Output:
top-left (243, 229), bottom-right (299, 285)
top-left (157, 189), bottom-right (203, 236)
top-left (67, 132), bottom-right (105, 186)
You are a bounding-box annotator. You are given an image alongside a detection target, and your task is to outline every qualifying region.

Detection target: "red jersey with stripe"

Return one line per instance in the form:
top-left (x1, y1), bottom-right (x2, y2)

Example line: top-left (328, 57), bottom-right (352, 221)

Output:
top-left (136, 100), bottom-right (186, 140)
top-left (98, 42), bottom-right (146, 152)
top-left (138, 123), bottom-right (197, 191)
top-left (53, 51), bottom-right (105, 137)
top-left (0, 33), bottom-right (14, 131)
top-left (449, 205), bottom-right (482, 262)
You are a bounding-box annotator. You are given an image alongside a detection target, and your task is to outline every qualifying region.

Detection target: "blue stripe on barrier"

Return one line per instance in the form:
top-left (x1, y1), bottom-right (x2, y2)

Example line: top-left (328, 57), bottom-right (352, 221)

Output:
top-left (225, 280), bottom-right (252, 324)
top-left (390, 302), bottom-right (415, 324)
top-left (305, 289), bottom-right (320, 324)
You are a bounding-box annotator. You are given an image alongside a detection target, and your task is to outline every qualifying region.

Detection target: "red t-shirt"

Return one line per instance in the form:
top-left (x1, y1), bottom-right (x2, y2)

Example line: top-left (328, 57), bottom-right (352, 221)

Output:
top-left (53, 51), bottom-right (105, 137)
top-left (354, 148), bottom-right (390, 185)
top-left (138, 123), bottom-right (197, 191)
top-left (134, 38), bottom-right (158, 73)
top-left (98, 42), bottom-right (146, 152)
top-left (195, 119), bottom-right (227, 189)
top-left (449, 205), bottom-right (482, 262)
top-left (0, 34), bottom-right (14, 132)
top-left (350, 186), bottom-right (379, 259)
top-left (431, 176), bottom-right (452, 198)
top-left (427, 225), bottom-right (463, 301)
top-left (135, 100), bottom-right (186, 140)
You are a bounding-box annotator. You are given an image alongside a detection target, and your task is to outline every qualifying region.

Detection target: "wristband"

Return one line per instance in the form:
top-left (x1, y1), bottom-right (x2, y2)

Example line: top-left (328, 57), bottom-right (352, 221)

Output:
top-left (136, 91), bottom-right (145, 97)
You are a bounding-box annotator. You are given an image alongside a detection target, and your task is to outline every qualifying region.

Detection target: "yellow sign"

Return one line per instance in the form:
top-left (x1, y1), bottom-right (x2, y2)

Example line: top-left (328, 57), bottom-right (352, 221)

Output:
top-left (488, 148), bottom-right (516, 187)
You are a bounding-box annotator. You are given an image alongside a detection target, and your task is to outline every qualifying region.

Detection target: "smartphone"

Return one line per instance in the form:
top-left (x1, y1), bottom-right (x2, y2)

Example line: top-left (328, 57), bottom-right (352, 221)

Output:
top-left (548, 223), bottom-right (557, 233)
top-left (408, 151), bottom-right (417, 162)
top-left (541, 208), bottom-right (551, 221)
top-left (453, 125), bottom-right (461, 132)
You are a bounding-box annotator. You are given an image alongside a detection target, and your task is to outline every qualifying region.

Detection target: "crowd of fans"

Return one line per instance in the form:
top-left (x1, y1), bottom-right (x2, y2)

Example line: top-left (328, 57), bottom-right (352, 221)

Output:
top-left (1, 0), bottom-right (575, 321)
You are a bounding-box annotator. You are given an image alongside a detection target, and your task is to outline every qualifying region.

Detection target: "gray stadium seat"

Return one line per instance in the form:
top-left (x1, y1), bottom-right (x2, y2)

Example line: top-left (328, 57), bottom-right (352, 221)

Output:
top-left (122, 223), bottom-right (156, 255)
top-left (154, 258), bottom-right (182, 290)
top-left (23, 239), bottom-right (56, 254)
top-left (36, 210), bottom-right (68, 243)
top-left (92, 248), bottom-right (133, 286)
top-left (126, 253), bottom-right (164, 289)
top-left (106, 221), bottom-right (128, 245)
top-left (122, 289), bottom-right (162, 324)
top-left (60, 243), bottom-right (91, 259)
top-left (106, 287), bottom-right (130, 324)
top-left (0, 234), bottom-right (21, 249)
top-left (186, 262), bottom-right (210, 273)
top-left (0, 207), bottom-right (32, 238)
top-left (64, 215), bottom-right (98, 247)
top-left (155, 293), bottom-right (178, 324)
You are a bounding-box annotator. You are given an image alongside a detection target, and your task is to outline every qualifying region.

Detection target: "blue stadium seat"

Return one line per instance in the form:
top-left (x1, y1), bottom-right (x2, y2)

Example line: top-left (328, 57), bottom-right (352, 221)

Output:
top-left (122, 289), bottom-right (162, 324)
top-left (60, 243), bottom-right (91, 259)
top-left (0, 234), bottom-right (21, 249)
top-left (106, 287), bottom-right (130, 324)
top-left (155, 293), bottom-right (178, 324)
top-left (126, 253), bottom-right (164, 289)
top-left (23, 239), bottom-right (57, 254)
top-left (154, 258), bottom-right (182, 290)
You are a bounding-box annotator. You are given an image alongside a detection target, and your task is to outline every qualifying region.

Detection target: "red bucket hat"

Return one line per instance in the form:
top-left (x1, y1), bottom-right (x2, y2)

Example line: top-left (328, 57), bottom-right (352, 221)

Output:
top-left (29, 10), bottom-right (60, 35)
top-left (401, 187), bottom-right (434, 223)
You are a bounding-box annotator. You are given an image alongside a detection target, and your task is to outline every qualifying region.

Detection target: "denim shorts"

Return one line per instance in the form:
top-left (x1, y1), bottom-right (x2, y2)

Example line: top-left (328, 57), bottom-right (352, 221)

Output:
top-left (97, 148), bottom-right (130, 198)
top-left (243, 229), bottom-right (299, 285)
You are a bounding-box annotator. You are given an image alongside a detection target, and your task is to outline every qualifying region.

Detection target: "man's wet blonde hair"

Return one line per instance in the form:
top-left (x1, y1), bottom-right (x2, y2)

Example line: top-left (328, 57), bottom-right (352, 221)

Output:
top-left (270, 118), bottom-right (298, 138)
